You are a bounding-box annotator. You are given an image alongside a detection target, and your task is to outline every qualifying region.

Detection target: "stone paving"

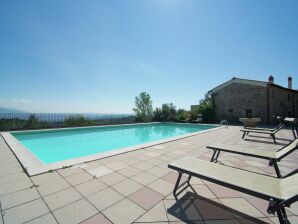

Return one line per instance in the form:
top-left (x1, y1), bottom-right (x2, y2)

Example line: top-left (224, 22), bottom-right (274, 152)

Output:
top-left (0, 126), bottom-right (297, 224)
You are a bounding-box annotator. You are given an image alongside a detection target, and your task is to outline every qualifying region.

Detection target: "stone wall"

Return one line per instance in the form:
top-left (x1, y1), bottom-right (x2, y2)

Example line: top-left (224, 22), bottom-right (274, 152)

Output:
top-left (268, 86), bottom-right (298, 123)
top-left (212, 83), bottom-right (268, 123)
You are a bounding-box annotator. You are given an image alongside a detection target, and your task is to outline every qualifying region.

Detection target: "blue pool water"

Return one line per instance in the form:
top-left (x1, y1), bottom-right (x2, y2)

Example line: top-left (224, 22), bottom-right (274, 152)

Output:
top-left (12, 123), bottom-right (217, 164)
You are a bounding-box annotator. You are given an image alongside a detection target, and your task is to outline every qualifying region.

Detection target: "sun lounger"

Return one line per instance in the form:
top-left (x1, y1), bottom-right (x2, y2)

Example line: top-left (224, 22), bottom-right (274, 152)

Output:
top-left (206, 139), bottom-right (298, 178)
top-left (245, 123), bottom-right (284, 132)
top-left (240, 124), bottom-right (284, 143)
top-left (168, 157), bottom-right (298, 224)
top-left (284, 118), bottom-right (298, 139)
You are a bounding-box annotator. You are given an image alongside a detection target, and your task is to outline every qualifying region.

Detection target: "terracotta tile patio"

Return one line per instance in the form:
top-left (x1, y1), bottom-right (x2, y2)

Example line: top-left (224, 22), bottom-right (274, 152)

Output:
top-left (0, 125), bottom-right (297, 224)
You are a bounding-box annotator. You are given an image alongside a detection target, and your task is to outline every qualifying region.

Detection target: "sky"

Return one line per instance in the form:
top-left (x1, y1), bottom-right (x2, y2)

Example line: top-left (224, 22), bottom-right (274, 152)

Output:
top-left (0, 0), bottom-right (298, 113)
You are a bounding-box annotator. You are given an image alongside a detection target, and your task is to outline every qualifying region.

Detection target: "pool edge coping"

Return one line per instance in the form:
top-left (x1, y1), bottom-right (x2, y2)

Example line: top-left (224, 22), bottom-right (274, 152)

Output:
top-left (1, 123), bottom-right (223, 176)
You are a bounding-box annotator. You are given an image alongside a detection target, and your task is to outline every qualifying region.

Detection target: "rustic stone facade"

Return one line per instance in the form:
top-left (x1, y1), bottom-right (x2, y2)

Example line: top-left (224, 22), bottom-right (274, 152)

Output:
top-left (210, 78), bottom-right (298, 124)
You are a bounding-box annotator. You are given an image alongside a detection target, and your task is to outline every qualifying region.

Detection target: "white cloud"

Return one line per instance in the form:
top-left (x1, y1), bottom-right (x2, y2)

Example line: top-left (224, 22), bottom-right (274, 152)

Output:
top-left (11, 98), bottom-right (32, 104)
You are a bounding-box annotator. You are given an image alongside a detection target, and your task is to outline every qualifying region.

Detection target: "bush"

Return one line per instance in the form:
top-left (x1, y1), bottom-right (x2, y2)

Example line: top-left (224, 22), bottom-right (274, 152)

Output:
top-left (64, 116), bottom-right (92, 126)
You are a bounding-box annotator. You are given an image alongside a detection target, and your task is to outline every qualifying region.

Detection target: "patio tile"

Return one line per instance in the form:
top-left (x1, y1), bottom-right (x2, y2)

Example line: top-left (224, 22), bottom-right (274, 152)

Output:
top-left (191, 184), bottom-right (217, 198)
top-left (131, 172), bottom-right (159, 185)
top-left (145, 152), bottom-right (162, 157)
top-left (128, 187), bottom-right (164, 210)
top-left (57, 167), bottom-right (83, 177)
top-left (133, 162), bottom-right (155, 171)
top-left (25, 213), bottom-right (58, 224)
top-left (98, 172), bottom-right (127, 186)
top-left (118, 166), bottom-right (142, 177)
top-left (164, 199), bottom-right (203, 222)
top-left (245, 197), bottom-right (275, 217)
top-left (103, 198), bottom-right (145, 224)
top-left (105, 161), bottom-right (129, 171)
top-left (75, 179), bottom-right (108, 197)
top-left (87, 188), bottom-right (124, 211)
top-left (146, 166), bottom-right (170, 178)
top-left (0, 178), bottom-right (32, 196)
top-left (3, 199), bottom-right (49, 224)
top-left (134, 154), bottom-right (152, 162)
top-left (112, 179), bottom-right (143, 196)
top-left (204, 220), bottom-right (240, 224)
top-left (237, 217), bottom-right (273, 224)
top-left (286, 201), bottom-right (298, 215)
top-left (207, 183), bottom-right (242, 198)
top-left (0, 172), bottom-right (29, 185)
top-left (43, 188), bottom-right (82, 211)
top-left (81, 213), bottom-right (112, 224)
top-left (53, 199), bottom-right (97, 224)
top-left (148, 179), bottom-right (174, 196)
top-left (162, 172), bottom-right (188, 184)
top-left (135, 201), bottom-right (168, 222)
top-left (1, 187), bottom-right (40, 210)
top-left (86, 166), bottom-right (114, 178)
top-left (120, 157), bottom-right (139, 165)
top-left (147, 158), bottom-right (164, 165)
top-left (31, 172), bottom-right (61, 185)
top-left (220, 198), bottom-right (264, 218)
top-left (65, 171), bottom-right (93, 186)
top-left (270, 216), bottom-right (298, 224)
top-left (37, 178), bottom-right (71, 196)
top-left (190, 177), bottom-right (204, 185)
top-left (151, 145), bottom-right (166, 149)
top-left (193, 198), bottom-right (235, 220)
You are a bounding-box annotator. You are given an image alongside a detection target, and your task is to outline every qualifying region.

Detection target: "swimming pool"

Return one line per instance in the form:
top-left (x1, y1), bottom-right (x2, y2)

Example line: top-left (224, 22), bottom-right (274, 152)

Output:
top-left (2, 123), bottom-right (219, 175)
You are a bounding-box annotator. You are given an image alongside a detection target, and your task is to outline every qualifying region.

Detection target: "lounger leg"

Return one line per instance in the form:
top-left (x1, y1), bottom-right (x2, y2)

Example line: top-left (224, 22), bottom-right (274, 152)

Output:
top-left (273, 161), bottom-right (282, 178)
top-left (291, 125), bottom-right (296, 139)
top-left (214, 150), bottom-right (221, 162)
top-left (276, 209), bottom-right (289, 224)
top-left (188, 174), bottom-right (192, 183)
top-left (242, 131), bottom-right (246, 139)
top-left (173, 172), bottom-right (182, 196)
top-left (272, 134), bottom-right (277, 144)
top-left (211, 150), bottom-right (217, 162)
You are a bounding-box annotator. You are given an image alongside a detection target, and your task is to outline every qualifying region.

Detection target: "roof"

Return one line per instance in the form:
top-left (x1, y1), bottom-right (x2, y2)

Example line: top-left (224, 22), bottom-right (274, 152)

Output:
top-left (210, 77), bottom-right (298, 93)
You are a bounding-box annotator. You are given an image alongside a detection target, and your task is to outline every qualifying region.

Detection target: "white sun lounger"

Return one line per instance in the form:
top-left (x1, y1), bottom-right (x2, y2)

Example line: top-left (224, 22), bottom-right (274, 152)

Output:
top-left (206, 139), bottom-right (298, 178)
top-left (168, 157), bottom-right (298, 224)
top-left (240, 124), bottom-right (284, 143)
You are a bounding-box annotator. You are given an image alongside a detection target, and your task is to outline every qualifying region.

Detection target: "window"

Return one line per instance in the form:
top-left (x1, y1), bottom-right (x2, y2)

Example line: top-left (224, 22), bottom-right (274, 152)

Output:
top-left (245, 109), bottom-right (252, 118)
top-left (288, 94), bottom-right (291, 102)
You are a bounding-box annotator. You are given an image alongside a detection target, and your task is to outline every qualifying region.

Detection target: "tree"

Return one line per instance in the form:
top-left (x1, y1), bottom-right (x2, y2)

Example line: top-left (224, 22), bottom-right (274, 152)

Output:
top-left (194, 92), bottom-right (216, 123)
top-left (176, 109), bottom-right (189, 121)
top-left (25, 114), bottom-right (39, 128)
top-left (153, 103), bottom-right (181, 122)
top-left (133, 92), bottom-right (153, 122)
top-left (161, 103), bottom-right (176, 121)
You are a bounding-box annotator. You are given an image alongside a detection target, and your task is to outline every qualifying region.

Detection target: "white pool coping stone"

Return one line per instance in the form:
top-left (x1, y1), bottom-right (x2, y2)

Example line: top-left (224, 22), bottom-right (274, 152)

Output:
top-left (1, 122), bottom-right (223, 176)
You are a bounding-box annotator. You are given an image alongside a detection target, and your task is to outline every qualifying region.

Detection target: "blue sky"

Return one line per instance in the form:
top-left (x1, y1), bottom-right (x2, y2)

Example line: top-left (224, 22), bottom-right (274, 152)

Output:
top-left (0, 0), bottom-right (297, 113)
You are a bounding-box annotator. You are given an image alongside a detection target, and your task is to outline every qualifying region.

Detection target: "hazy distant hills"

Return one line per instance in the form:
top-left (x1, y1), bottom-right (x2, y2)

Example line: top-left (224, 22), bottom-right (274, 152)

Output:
top-left (0, 107), bottom-right (27, 113)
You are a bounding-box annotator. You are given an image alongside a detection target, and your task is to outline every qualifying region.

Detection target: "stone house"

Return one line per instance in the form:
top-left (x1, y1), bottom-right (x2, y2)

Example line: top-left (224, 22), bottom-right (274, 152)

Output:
top-left (209, 76), bottom-right (298, 124)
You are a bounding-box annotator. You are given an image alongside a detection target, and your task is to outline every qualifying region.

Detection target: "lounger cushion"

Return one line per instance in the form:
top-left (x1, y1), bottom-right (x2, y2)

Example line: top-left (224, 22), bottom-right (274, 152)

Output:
top-left (169, 157), bottom-right (297, 201)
